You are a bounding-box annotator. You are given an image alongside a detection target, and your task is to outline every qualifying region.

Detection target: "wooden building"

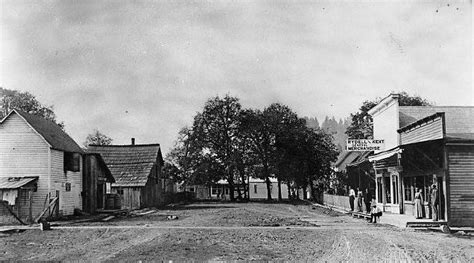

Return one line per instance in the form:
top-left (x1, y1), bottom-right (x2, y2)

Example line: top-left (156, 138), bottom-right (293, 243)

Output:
top-left (88, 142), bottom-right (170, 210)
top-left (367, 94), bottom-right (474, 227)
top-left (0, 110), bottom-right (84, 223)
top-left (82, 153), bottom-right (115, 214)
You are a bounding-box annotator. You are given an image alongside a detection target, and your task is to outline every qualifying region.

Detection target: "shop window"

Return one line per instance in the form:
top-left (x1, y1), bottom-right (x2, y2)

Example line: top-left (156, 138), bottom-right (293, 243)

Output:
top-left (392, 175), bottom-right (399, 204)
top-left (403, 177), bottom-right (413, 201)
top-left (64, 152), bottom-right (80, 172)
top-left (376, 178), bottom-right (382, 202)
top-left (383, 177), bottom-right (391, 203)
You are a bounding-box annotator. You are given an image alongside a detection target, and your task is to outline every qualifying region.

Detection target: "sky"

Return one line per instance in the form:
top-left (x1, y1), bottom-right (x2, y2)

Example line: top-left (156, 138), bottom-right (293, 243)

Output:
top-left (1, 0), bottom-right (472, 154)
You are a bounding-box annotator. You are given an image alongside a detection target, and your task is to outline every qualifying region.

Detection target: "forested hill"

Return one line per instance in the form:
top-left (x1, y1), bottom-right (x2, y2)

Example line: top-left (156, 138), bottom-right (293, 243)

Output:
top-left (304, 116), bottom-right (350, 152)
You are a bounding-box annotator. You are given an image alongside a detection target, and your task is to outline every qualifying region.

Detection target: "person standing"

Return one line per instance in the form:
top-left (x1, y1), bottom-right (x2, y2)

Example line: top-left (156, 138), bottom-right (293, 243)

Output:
top-left (357, 188), bottom-right (363, 212)
top-left (349, 187), bottom-right (355, 211)
top-left (414, 188), bottom-right (424, 219)
top-left (431, 184), bottom-right (439, 221)
top-left (364, 188), bottom-right (372, 214)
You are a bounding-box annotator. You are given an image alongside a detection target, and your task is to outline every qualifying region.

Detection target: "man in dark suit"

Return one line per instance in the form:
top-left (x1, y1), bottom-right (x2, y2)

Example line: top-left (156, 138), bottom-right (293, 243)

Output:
top-left (431, 184), bottom-right (439, 221)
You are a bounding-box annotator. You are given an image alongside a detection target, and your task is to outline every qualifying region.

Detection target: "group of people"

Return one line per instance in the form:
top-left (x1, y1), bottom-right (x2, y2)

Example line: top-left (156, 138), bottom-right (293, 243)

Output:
top-left (348, 183), bottom-right (441, 224)
top-left (414, 184), bottom-right (440, 221)
top-left (349, 187), bottom-right (381, 223)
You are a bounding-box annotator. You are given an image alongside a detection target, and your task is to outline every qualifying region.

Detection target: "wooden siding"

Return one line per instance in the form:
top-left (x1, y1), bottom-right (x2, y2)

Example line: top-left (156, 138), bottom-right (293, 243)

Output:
top-left (448, 145), bottom-right (474, 227)
top-left (51, 150), bottom-right (82, 216)
top-left (113, 187), bottom-right (141, 210)
top-left (0, 113), bottom-right (50, 220)
top-left (82, 155), bottom-right (109, 214)
top-left (400, 117), bottom-right (444, 145)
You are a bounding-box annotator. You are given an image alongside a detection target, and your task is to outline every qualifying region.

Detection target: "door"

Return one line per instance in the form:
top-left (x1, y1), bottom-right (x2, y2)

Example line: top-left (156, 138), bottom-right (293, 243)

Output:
top-left (97, 183), bottom-right (104, 209)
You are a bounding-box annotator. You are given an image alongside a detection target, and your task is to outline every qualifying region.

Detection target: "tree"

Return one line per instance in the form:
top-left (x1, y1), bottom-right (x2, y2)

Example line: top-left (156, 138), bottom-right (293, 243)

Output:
top-left (84, 129), bottom-right (113, 147)
top-left (346, 92), bottom-right (431, 139)
top-left (264, 103), bottom-right (306, 201)
top-left (239, 108), bottom-right (275, 200)
top-left (0, 87), bottom-right (64, 128)
top-left (189, 95), bottom-right (242, 201)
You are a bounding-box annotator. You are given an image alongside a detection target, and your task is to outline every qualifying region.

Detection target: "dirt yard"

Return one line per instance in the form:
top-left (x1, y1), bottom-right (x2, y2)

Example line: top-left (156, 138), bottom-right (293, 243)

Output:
top-left (1, 202), bottom-right (473, 261)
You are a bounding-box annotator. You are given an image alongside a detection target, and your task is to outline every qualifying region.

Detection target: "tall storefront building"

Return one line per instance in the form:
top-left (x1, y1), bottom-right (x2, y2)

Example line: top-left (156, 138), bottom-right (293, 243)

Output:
top-left (367, 94), bottom-right (474, 227)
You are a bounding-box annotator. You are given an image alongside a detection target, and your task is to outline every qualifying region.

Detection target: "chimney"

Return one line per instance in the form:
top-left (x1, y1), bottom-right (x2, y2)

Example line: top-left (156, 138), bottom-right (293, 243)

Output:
top-left (131, 138), bottom-right (135, 145)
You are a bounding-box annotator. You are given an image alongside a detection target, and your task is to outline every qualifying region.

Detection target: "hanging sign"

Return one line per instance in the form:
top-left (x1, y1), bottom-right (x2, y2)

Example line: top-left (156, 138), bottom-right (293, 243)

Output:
top-left (346, 139), bottom-right (385, 151)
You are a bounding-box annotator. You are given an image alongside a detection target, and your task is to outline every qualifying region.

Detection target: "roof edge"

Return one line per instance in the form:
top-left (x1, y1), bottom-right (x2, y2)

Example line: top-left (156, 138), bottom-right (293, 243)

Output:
top-left (88, 143), bottom-right (160, 147)
top-left (368, 93), bottom-right (400, 116)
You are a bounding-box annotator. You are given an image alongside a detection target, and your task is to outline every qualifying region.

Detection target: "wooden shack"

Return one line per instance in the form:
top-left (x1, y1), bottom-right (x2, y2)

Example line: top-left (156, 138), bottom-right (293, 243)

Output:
top-left (82, 153), bottom-right (115, 214)
top-left (88, 142), bottom-right (169, 210)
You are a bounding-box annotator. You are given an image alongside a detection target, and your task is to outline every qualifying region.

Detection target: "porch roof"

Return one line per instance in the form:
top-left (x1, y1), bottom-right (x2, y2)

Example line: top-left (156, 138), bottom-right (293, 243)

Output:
top-left (0, 177), bottom-right (38, 190)
top-left (368, 147), bottom-right (401, 162)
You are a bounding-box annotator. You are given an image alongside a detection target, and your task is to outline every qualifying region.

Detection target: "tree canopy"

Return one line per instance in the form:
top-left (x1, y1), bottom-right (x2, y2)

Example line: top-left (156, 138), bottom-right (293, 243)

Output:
top-left (168, 95), bottom-right (339, 201)
top-left (0, 87), bottom-right (64, 128)
top-left (84, 129), bottom-right (113, 147)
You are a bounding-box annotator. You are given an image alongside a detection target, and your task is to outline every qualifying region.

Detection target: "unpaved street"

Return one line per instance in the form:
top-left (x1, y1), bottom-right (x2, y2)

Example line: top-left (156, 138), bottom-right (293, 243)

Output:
top-left (1, 202), bottom-right (473, 261)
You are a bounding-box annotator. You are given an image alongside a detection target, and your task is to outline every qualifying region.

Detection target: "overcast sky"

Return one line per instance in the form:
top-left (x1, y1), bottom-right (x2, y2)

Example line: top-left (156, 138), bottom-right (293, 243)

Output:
top-left (1, 0), bottom-right (472, 154)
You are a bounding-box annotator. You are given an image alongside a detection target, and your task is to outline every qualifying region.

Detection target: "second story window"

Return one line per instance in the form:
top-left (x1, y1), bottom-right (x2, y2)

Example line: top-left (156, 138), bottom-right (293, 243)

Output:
top-left (64, 152), bottom-right (80, 172)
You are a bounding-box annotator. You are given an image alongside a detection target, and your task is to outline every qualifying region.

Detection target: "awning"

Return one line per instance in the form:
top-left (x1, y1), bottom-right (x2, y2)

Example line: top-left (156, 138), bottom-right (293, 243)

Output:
top-left (368, 148), bottom-right (402, 162)
top-left (0, 177), bottom-right (38, 190)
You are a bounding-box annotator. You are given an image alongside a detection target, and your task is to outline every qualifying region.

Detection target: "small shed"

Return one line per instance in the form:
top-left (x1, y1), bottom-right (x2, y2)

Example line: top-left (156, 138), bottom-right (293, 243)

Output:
top-left (88, 143), bottom-right (168, 210)
top-left (82, 153), bottom-right (115, 214)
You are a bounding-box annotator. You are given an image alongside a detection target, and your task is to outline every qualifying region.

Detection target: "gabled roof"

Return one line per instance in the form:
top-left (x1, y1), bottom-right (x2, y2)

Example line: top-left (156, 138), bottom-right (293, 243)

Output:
top-left (334, 151), bottom-right (361, 171)
top-left (346, 151), bottom-right (372, 167)
top-left (2, 110), bottom-right (83, 153)
top-left (399, 106), bottom-right (474, 135)
top-left (87, 144), bottom-right (163, 187)
top-left (83, 153), bottom-right (115, 183)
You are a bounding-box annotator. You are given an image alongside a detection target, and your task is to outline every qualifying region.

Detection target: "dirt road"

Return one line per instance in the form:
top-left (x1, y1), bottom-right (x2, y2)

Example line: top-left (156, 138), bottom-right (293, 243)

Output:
top-left (1, 202), bottom-right (473, 261)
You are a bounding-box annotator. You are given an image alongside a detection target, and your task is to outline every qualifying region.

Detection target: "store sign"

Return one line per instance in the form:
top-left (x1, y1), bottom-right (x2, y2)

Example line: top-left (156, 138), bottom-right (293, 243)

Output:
top-left (346, 139), bottom-right (385, 151)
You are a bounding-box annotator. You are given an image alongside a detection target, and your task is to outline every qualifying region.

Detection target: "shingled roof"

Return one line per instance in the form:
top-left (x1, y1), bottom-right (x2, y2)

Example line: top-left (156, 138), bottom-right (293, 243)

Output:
top-left (2, 109), bottom-right (83, 153)
top-left (87, 144), bottom-right (163, 187)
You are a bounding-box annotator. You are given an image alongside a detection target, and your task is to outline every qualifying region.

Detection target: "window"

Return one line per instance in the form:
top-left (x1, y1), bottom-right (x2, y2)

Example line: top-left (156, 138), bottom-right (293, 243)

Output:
top-left (65, 182), bottom-right (71, 192)
top-left (384, 176), bottom-right (391, 203)
top-left (106, 183), bottom-right (111, 194)
top-left (392, 175), bottom-right (398, 204)
top-left (211, 187), bottom-right (218, 195)
top-left (225, 188), bottom-right (229, 195)
top-left (64, 152), bottom-right (80, 172)
top-left (377, 178), bottom-right (382, 203)
top-left (254, 185), bottom-right (258, 194)
top-left (188, 187), bottom-right (195, 192)
top-left (117, 188), bottom-right (124, 195)
top-left (403, 177), bottom-right (413, 201)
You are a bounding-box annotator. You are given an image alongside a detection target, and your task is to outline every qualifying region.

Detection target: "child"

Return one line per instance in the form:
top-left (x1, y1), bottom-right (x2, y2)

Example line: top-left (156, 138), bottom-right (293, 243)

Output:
top-left (370, 199), bottom-right (382, 223)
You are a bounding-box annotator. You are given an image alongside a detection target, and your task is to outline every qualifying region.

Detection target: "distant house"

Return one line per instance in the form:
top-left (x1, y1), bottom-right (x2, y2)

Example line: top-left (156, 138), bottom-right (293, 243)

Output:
top-left (248, 177), bottom-right (289, 200)
top-left (88, 142), bottom-right (172, 210)
top-left (82, 153), bottom-right (115, 214)
top-left (186, 177), bottom-right (305, 200)
top-left (0, 110), bottom-right (84, 223)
